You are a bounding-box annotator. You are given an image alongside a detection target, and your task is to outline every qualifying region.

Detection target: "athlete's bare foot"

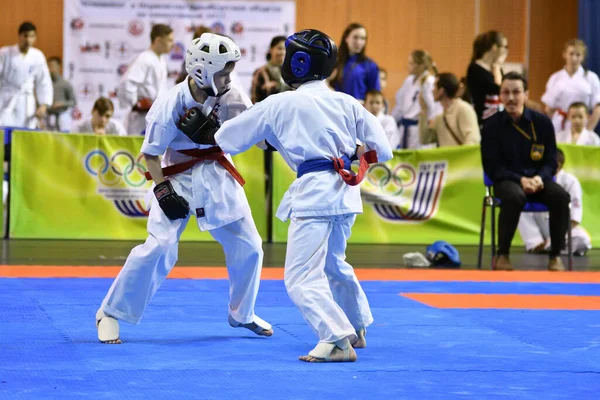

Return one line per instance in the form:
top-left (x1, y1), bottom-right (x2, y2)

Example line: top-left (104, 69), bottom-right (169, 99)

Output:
top-left (299, 345), bottom-right (357, 363)
top-left (352, 328), bottom-right (366, 348)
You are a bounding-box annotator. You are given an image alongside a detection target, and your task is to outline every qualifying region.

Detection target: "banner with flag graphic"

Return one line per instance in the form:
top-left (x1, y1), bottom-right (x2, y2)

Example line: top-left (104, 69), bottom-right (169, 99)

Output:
top-left (271, 145), bottom-right (600, 246)
top-left (9, 131), bottom-right (265, 240)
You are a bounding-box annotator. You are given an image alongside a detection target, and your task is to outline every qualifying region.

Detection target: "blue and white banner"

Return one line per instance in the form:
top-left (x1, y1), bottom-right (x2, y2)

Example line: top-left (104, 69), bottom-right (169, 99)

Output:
top-left (63, 0), bottom-right (296, 128)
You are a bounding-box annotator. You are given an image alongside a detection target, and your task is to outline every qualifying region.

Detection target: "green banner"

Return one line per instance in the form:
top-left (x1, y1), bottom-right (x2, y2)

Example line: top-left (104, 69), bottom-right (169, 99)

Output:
top-left (9, 131), bottom-right (265, 240)
top-left (272, 145), bottom-right (600, 246)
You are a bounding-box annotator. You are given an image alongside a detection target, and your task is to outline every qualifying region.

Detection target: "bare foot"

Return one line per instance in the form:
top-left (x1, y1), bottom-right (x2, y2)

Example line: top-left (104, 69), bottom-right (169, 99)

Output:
top-left (352, 329), bottom-right (366, 348)
top-left (101, 338), bottom-right (122, 344)
top-left (298, 346), bottom-right (357, 363)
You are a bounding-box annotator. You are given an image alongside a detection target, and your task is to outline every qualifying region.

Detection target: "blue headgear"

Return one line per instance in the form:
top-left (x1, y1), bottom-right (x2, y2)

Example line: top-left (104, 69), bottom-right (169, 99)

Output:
top-left (281, 29), bottom-right (337, 86)
top-left (426, 241), bottom-right (461, 268)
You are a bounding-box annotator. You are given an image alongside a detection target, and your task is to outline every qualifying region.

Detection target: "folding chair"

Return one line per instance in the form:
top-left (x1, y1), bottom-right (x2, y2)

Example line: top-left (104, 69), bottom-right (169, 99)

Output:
top-left (476, 173), bottom-right (573, 270)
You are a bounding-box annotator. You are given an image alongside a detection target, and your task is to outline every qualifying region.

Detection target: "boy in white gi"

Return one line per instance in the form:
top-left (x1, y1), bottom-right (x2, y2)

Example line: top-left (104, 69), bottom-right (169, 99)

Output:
top-left (96, 34), bottom-right (272, 343)
top-left (183, 29), bottom-right (393, 362)
top-left (555, 102), bottom-right (600, 146)
top-left (518, 148), bottom-right (592, 255)
top-left (0, 21), bottom-right (53, 128)
top-left (118, 24), bottom-right (173, 136)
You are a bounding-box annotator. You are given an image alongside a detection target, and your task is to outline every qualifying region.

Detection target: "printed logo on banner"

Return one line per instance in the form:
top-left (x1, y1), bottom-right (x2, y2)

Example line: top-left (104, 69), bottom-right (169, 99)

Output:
top-left (128, 20), bottom-right (144, 37)
top-left (231, 22), bottom-right (244, 35)
top-left (78, 83), bottom-right (98, 101)
top-left (361, 161), bottom-right (447, 222)
top-left (70, 18), bottom-right (84, 32)
top-left (80, 42), bottom-right (101, 53)
top-left (168, 70), bottom-right (180, 79)
top-left (71, 107), bottom-right (83, 121)
top-left (170, 42), bottom-right (185, 61)
top-left (84, 149), bottom-right (151, 218)
top-left (108, 88), bottom-right (118, 99)
top-left (211, 22), bottom-right (226, 35)
top-left (113, 42), bottom-right (131, 59)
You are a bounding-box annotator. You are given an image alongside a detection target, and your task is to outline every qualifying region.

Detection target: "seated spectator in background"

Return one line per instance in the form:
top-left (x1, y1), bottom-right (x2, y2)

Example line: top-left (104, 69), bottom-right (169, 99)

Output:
top-left (419, 72), bottom-right (480, 147)
top-left (46, 56), bottom-right (76, 132)
top-left (481, 72), bottom-right (570, 272)
top-left (175, 25), bottom-right (212, 84)
top-left (329, 22), bottom-right (380, 102)
top-left (518, 148), bottom-right (591, 256)
top-left (250, 35), bottom-right (289, 103)
top-left (556, 102), bottom-right (600, 145)
top-left (379, 68), bottom-right (390, 114)
top-left (75, 97), bottom-right (126, 136)
top-left (364, 89), bottom-right (398, 148)
top-left (467, 31), bottom-right (507, 125)
top-left (391, 49), bottom-right (441, 149)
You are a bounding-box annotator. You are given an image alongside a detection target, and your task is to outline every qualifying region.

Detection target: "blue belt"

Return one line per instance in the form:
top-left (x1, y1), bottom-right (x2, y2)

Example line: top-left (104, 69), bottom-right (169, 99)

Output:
top-left (399, 118), bottom-right (418, 149)
top-left (297, 155), bottom-right (352, 178)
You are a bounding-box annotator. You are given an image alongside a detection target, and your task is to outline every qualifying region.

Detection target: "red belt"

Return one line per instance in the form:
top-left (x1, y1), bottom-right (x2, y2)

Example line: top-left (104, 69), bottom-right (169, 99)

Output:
top-left (332, 150), bottom-right (378, 186)
top-left (144, 147), bottom-right (245, 186)
top-left (557, 109), bottom-right (568, 130)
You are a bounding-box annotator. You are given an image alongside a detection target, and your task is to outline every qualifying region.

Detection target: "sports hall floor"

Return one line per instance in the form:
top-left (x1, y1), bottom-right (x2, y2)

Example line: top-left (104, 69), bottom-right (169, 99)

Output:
top-left (1, 240), bottom-right (599, 399)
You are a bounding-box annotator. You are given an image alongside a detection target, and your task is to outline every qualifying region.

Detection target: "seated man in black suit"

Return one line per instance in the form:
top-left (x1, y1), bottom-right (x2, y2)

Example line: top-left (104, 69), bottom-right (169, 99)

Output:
top-left (481, 72), bottom-right (570, 271)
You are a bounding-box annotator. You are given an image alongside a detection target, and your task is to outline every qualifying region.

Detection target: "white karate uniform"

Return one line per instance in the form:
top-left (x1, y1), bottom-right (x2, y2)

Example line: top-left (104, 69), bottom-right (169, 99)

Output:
top-left (556, 128), bottom-right (600, 146)
top-left (75, 118), bottom-right (128, 136)
top-left (215, 80), bottom-right (393, 344)
top-left (377, 111), bottom-right (400, 149)
top-left (118, 49), bottom-right (168, 136)
top-left (101, 81), bottom-right (266, 326)
top-left (391, 72), bottom-right (442, 149)
top-left (0, 45), bottom-right (53, 128)
top-left (518, 170), bottom-right (592, 253)
top-left (541, 67), bottom-right (600, 134)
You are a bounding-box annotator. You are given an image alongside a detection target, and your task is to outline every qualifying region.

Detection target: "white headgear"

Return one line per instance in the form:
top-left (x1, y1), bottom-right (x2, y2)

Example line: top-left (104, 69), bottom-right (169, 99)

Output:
top-left (185, 33), bottom-right (241, 96)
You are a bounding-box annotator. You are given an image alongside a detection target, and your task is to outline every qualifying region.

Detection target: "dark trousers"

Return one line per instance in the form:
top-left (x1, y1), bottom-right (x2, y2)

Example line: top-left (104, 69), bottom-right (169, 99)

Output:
top-left (494, 180), bottom-right (570, 257)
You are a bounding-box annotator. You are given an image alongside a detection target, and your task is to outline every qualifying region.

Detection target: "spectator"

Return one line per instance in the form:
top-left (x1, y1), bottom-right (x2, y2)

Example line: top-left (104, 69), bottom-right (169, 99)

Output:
top-left (46, 56), bottom-right (76, 132)
top-left (118, 24), bottom-right (173, 135)
top-left (391, 49), bottom-right (441, 149)
top-left (329, 23), bottom-right (380, 102)
top-left (481, 72), bottom-right (570, 272)
top-left (175, 25), bottom-right (212, 84)
top-left (419, 72), bottom-right (480, 147)
top-left (250, 36), bottom-right (289, 103)
top-left (466, 31), bottom-right (507, 125)
top-left (556, 102), bottom-right (600, 145)
top-left (379, 67), bottom-right (390, 114)
top-left (542, 39), bottom-right (600, 134)
top-left (518, 148), bottom-right (591, 256)
top-left (0, 21), bottom-right (52, 129)
top-left (364, 89), bottom-right (398, 148)
top-left (75, 97), bottom-right (127, 136)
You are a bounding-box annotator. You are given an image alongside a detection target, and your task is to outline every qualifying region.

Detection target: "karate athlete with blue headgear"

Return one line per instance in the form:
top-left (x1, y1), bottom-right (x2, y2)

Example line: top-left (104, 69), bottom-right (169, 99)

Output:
top-left (185, 29), bottom-right (393, 362)
top-left (95, 33), bottom-right (272, 344)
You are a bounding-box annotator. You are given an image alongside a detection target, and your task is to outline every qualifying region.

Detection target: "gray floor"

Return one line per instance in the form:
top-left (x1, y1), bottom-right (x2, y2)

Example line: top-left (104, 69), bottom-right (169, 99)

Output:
top-left (1, 239), bottom-right (598, 271)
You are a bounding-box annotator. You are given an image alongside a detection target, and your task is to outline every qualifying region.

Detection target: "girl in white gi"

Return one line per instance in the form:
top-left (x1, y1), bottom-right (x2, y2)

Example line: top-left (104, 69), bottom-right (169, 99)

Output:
top-left (542, 39), bottom-right (600, 135)
top-left (118, 24), bottom-right (173, 136)
top-left (555, 102), bottom-right (600, 146)
top-left (517, 149), bottom-right (592, 255)
top-left (187, 30), bottom-right (393, 362)
top-left (391, 50), bottom-right (442, 149)
top-left (0, 22), bottom-right (53, 129)
top-left (96, 34), bottom-right (272, 344)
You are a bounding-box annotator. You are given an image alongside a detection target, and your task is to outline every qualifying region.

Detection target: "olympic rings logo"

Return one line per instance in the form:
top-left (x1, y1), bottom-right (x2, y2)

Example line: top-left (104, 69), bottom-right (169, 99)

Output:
top-left (84, 149), bottom-right (148, 187)
top-left (365, 163), bottom-right (417, 196)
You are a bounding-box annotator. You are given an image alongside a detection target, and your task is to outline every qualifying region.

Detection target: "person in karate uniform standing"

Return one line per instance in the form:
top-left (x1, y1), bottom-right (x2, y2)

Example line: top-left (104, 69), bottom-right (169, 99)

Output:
top-left (184, 29), bottom-right (393, 362)
top-left (118, 24), bottom-right (174, 135)
top-left (542, 39), bottom-right (600, 135)
top-left (0, 21), bottom-right (53, 129)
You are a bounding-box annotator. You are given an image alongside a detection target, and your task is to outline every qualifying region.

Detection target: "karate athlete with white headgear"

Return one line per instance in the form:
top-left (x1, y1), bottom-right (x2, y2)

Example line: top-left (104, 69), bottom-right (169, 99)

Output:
top-left (96, 33), bottom-right (272, 344)
top-left (184, 29), bottom-right (393, 362)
